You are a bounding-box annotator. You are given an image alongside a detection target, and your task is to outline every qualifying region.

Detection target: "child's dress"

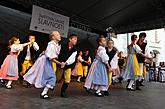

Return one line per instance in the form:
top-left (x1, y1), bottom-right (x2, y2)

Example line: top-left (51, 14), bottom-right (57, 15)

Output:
top-left (122, 44), bottom-right (142, 80)
top-left (84, 46), bottom-right (109, 91)
top-left (0, 44), bottom-right (23, 80)
top-left (23, 41), bottom-right (61, 88)
top-left (72, 55), bottom-right (84, 76)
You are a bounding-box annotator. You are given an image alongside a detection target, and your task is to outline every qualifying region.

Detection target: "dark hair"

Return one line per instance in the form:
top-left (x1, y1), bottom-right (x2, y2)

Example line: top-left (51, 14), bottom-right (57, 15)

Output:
top-left (139, 32), bottom-right (146, 38)
top-left (131, 34), bottom-right (137, 41)
top-left (69, 34), bottom-right (77, 39)
top-left (97, 35), bottom-right (105, 45)
top-left (8, 36), bottom-right (19, 47)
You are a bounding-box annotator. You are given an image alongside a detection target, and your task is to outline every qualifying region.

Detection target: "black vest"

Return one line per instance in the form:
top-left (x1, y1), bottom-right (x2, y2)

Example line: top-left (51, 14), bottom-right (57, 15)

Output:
top-left (106, 47), bottom-right (117, 64)
top-left (19, 45), bottom-right (39, 64)
top-left (136, 42), bottom-right (147, 63)
top-left (58, 43), bottom-right (77, 69)
top-left (82, 54), bottom-right (90, 66)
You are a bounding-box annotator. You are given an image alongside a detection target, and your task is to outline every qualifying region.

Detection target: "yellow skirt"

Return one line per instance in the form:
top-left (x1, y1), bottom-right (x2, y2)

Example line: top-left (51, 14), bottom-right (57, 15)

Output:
top-left (133, 54), bottom-right (141, 76)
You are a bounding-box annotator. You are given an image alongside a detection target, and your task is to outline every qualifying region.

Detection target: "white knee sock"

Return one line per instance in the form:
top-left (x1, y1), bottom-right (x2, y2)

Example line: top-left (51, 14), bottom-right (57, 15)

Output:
top-left (128, 80), bottom-right (134, 89)
top-left (6, 80), bottom-right (12, 86)
top-left (41, 87), bottom-right (49, 96)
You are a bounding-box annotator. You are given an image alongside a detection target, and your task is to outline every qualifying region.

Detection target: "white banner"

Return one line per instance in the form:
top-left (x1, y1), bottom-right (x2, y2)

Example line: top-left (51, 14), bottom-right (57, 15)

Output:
top-left (29, 5), bottom-right (69, 38)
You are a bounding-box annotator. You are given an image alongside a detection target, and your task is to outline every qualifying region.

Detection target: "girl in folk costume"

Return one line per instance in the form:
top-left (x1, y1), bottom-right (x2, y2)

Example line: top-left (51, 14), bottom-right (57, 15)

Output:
top-left (0, 36), bottom-right (32, 89)
top-left (23, 31), bottom-right (65, 99)
top-left (122, 35), bottom-right (152, 91)
top-left (72, 51), bottom-right (84, 82)
top-left (84, 35), bottom-right (111, 97)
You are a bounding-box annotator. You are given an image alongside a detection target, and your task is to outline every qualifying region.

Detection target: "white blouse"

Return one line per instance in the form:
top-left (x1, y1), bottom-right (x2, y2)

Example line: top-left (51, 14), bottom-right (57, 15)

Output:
top-left (97, 46), bottom-right (109, 64)
top-left (10, 44), bottom-right (23, 52)
top-left (134, 44), bottom-right (142, 53)
top-left (45, 41), bottom-right (61, 60)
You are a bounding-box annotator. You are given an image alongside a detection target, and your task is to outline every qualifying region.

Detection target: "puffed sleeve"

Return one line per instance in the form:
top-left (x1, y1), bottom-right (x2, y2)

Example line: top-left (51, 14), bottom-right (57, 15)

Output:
top-left (98, 48), bottom-right (109, 64)
top-left (33, 42), bottom-right (39, 51)
top-left (135, 44), bottom-right (142, 53)
top-left (11, 44), bottom-right (23, 52)
top-left (78, 55), bottom-right (84, 62)
top-left (66, 51), bottom-right (77, 65)
top-left (45, 42), bottom-right (60, 60)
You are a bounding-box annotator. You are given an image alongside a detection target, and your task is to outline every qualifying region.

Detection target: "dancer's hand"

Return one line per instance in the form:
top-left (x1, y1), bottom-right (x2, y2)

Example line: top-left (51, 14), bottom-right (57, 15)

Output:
top-left (61, 62), bottom-right (66, 68)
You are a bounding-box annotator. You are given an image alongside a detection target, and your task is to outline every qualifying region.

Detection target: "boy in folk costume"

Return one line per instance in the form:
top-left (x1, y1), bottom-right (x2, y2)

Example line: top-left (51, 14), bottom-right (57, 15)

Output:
top-left (106, 39), bottom-right (120, 85)
top-left (56, 34), bottom-right (78, 98)
top-left (0, 36), bottom-right (32, 89)
top-left (19, 34), bottom-right (39, 85)
top-left (136, 32), bottom-right (150, 86)
top-left (123, 35), bottom-right (152, 91)
top-left (82, 50), bottom-right (91, 80)
top-left (84, 35), bottom-right (111, 97)
top-left (24, 31), bottom-right (65, 99)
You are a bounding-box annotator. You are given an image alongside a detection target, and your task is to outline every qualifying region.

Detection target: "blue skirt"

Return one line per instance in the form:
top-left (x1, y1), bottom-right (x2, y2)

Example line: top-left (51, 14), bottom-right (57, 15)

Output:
top-left (41, 58), bottom-right (56, 87)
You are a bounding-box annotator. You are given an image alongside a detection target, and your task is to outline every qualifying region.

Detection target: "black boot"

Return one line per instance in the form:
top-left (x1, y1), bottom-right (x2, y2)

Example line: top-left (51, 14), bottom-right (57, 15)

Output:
top-left (126, 79), bottom-right (130, 88)
top-left (139, 79), bottom-right (144, 86)
top-left (61, 82), bottom-right (69, 98)
top-left (136, 80), bottom-right (141, 90)
top-left (118, 77), bottom-right (123, 84)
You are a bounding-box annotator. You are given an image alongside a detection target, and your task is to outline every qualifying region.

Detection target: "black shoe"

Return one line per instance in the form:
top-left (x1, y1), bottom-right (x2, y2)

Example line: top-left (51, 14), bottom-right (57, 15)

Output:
top-left (61, 92), bottom-right (68, 98)
top-left (104, 91), bottom-right (109, 96)
top-left (126, 88), bottom-right (135, 91)
top-left (6, 85), bottom-right (12, 89)
top-left (95, 92), bottom-right (103, 97)
top-left (0, 80), bottom-right (5, 85)
top-left (139, 82), bottom-right (145, 86)
top-left (136, 87), bottom-right (142, 91)
top-left (83, 86), bottom-right (92, 93)
top-left (26, 82), bottom-right (31, 88)
top-left (50, 88), bottom-right (54, 91)
top-left (40, 94), bottom-right (50, 99)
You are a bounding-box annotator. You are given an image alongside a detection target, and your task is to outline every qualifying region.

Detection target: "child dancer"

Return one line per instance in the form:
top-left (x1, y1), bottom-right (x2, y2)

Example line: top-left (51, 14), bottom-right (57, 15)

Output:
top-left (84, 35), bottom-right (111, 97)
top-left (123, 35), bottom-right (152, 91)
top-left (0, 36), bottom-right (31, 89)
top-left (23, 31), bottom-right (65, 99)
top-left (106, 39), bottom-right (120, 84)
top-left (72, 51), bottom-right (84, 82)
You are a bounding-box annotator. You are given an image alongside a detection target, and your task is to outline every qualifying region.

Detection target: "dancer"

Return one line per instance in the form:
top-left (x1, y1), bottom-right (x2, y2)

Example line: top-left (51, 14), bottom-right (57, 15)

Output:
top-left (84, 35), bottom-right (111, 97)
top-left (123, 35), bottom-right (152, 91)
top-left (0, 36), bottom-right (32, 89)
top-left (56, 34), bottom-right (78, 98)
top-left (24, 31), bottom-right (64, 99)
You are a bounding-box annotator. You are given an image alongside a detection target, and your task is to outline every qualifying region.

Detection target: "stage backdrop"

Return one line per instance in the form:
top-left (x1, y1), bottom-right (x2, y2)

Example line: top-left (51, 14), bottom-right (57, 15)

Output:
top-left (30, 5), bottom-right (69, 38)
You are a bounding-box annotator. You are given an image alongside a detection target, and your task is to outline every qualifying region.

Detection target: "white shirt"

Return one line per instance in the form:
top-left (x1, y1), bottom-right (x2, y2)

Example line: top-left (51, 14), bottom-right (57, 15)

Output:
top-left (97, 46), bottom-right (109, 64)
top-left (45, 41), bottom-right (61, 60)
top-left (10, 44), bottom-right (23, 52)
top-left (25, 42), bottom-right (39, 60)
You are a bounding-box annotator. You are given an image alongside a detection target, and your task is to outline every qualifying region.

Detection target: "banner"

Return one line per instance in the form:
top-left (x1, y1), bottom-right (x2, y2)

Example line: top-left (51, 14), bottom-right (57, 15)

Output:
top-left (29, 5), bottom-right (69, 38)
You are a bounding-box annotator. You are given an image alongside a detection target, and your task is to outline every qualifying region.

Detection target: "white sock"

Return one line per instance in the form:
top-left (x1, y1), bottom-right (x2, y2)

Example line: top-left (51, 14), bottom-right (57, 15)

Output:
top-left (77, 76), bottom-right (81, 81)
top-left (41, 87), bottom-right (49, 96)
top-left (128, 80), bottom-right (134, 89)
top-left (6, 80), bottom-right (12, 86)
